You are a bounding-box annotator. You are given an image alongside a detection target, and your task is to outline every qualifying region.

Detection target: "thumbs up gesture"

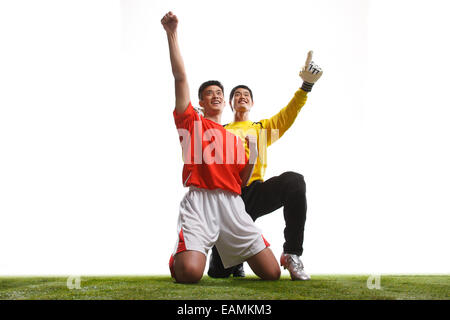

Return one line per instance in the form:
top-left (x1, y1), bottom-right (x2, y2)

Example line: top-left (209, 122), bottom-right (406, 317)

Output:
top-left (299, 51), bottom-right (323, 92)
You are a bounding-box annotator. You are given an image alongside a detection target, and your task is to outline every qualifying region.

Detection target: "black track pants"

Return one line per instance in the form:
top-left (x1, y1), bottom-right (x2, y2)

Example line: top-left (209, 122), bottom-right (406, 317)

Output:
top-left (241, 171), bottom-right (307, 255)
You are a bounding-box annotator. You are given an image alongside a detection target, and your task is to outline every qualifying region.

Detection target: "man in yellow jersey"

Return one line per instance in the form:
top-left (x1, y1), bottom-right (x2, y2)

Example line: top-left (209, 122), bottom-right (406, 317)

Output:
top-left (207, 52), bottom-right (323, 280)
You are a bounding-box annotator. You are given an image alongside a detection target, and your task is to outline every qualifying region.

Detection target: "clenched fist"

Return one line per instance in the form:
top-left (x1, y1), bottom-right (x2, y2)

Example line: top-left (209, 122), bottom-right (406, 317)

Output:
top-left (161, 11), bottom-right (178, 34)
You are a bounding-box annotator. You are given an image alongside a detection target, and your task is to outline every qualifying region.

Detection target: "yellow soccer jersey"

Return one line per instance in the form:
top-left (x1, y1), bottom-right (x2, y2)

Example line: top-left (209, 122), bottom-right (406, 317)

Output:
top-left (224, 89), bottom-right (308, 186)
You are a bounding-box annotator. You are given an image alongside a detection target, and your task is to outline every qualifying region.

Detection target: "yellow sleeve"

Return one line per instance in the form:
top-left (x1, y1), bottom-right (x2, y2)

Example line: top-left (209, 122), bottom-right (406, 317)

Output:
top-left (260, 89), bottom-right (308, 146)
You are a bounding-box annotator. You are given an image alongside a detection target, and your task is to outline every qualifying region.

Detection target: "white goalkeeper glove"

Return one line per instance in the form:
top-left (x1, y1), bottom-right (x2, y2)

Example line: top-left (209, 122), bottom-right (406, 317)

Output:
top-left (299, 51), bottom-right (323, 92)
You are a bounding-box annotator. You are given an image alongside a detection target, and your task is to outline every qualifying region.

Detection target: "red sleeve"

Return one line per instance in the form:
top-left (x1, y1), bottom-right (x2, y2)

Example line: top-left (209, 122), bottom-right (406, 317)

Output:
top-left (173, 102), bottom-right (199, 130)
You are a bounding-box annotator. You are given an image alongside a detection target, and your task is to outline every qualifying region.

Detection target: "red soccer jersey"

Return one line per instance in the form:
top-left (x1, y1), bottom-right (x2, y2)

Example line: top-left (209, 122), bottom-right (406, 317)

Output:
top-left (173, 102), bottom-right (247, 195)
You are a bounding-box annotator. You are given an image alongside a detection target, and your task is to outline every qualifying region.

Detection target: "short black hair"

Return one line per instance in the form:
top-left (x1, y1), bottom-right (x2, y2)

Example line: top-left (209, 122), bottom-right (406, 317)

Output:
top-left (198, 80), bottom-right (224, 100)
top-left (229, 85), bottom-right (253, 102)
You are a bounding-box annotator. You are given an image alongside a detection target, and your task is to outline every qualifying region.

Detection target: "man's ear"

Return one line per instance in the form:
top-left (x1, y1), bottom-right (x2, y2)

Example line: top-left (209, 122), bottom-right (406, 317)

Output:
top-left (229, 100), bottom-right (234, 111)
top-left (199, 100), bottom-right (205, 107)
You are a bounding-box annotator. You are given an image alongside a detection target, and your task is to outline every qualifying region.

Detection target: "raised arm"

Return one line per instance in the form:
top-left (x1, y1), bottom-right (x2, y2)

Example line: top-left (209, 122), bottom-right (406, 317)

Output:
top-left (161, 12), bottom-right (190, 114)
top-left (262, 51), bottom-right (323, 145)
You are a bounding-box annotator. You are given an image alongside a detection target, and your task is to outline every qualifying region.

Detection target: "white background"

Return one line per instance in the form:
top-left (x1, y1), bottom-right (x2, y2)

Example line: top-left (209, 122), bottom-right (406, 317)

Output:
top-left (0, 0), bottom-right (449, 276)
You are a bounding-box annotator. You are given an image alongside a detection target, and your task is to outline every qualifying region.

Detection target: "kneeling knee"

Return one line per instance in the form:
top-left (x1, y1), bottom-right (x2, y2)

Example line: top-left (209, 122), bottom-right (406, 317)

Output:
top-left (264, 267), bottom-right (281, 281)
top-left (174, 261), bottom-right (203, 284)
top-left (281, 171), bottom-right (306, 194)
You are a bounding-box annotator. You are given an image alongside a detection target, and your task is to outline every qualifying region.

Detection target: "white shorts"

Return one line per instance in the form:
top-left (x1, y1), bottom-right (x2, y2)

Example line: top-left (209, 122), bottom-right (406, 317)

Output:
top-left (172, 187), bottom-right (270, 268)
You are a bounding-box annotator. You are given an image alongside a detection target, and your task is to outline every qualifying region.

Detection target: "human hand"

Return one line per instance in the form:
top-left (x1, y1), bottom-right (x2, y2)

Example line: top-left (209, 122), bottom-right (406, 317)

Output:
top-left (299, 51), bottom-right (323, 92)
top-left (161, 11), bottom-right (178, 34)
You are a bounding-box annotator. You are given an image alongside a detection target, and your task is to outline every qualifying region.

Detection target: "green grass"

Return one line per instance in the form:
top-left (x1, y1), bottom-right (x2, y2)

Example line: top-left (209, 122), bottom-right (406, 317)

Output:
top-left (0, 275), bottom-right (448, 300)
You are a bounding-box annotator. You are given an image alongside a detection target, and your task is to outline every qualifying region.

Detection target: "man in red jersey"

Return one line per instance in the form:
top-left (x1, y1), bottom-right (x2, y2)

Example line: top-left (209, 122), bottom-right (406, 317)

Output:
top-left (162, 11), bottom-right (280, 283)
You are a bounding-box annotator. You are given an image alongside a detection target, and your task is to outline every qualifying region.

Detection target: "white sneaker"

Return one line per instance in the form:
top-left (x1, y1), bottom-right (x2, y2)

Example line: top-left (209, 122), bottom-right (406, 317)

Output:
top-left (280, 253), bottom-right (311, 281)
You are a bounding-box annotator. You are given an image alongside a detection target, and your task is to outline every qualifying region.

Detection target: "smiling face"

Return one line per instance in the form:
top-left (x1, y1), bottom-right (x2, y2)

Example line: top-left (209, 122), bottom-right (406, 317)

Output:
top-left (199, 85), bottom-right (226, 114)
top-left (230, 87), bottom-right (254, 112)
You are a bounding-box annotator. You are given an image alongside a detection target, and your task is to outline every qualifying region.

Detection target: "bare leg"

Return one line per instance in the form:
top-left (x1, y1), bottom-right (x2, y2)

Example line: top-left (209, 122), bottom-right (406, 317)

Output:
top-left (173, 250), bottom-right (206, 284)
top-left (246, 248), bottom-right (281, 280)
